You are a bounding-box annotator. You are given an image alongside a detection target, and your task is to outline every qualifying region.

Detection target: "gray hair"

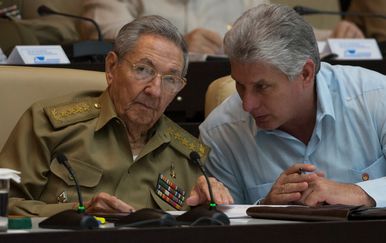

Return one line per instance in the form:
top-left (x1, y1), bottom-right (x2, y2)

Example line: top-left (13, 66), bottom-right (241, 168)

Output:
top-left (224, 4), bottom-right (320, 80)
top-left (114, 15), bottom-right (189, 76)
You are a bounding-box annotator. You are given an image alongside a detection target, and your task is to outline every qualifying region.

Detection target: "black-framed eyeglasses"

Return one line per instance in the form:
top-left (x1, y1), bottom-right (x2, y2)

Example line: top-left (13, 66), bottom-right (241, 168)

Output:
top-left (121, 58), bottom-right (186, 94)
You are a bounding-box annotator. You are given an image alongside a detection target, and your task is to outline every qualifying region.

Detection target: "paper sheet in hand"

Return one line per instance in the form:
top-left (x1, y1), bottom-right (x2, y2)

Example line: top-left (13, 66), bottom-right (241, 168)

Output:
top-left (168, 205), bottom-right (254, 218)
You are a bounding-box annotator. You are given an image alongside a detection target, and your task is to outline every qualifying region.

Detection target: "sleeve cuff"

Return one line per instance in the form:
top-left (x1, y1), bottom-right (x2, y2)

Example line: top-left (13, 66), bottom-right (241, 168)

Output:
top-left (357, 177), bottom-right (386, 207)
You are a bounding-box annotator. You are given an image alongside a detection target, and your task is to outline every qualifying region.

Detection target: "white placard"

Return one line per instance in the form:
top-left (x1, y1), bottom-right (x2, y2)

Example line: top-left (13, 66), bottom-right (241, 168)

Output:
top-left (6, 45), bottom-right (70, 64)
top-left (317, 41), bottom-right (328, 54)
top-left (327, 39), bottom-right (382, 60)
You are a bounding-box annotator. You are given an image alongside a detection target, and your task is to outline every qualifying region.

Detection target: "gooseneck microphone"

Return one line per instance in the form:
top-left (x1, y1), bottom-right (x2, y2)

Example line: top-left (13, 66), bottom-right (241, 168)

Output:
top-left (175, 151), bottom-right (230, 225)
top-left (56, 153), bottom-right (85, 213)
top-left (189, 151), bottom-right (217, 208)
top-left (39, 153), bottom-right (99, 229)
top-left (294, 5), bottom-right (386, 19)
top-left (37, 5), bottom-right (103, 41)
top-left (37, 5), bottom-right (112, 61)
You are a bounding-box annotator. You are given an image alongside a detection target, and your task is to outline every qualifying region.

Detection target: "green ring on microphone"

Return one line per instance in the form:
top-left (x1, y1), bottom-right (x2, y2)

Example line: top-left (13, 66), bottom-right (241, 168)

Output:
top-left (78, 205), bottom-right (86, 213)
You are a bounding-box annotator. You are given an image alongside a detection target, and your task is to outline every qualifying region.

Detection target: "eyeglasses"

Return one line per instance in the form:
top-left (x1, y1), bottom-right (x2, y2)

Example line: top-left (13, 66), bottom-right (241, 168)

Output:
top-left (121, 58), bottom-right (186, 94)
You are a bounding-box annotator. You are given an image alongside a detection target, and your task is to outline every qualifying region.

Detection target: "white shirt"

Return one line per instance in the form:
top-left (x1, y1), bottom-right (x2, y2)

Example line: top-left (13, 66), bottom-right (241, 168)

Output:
top-left (200, 62), bottom-right (386, 206)
top-left (81, 0), bottom-right (268, 39)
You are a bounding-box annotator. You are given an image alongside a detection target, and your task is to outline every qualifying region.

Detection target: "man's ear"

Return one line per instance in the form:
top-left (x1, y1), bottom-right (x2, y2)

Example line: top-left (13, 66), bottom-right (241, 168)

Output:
top-left (105, 51), bottom-right (119, 85)
top-left (301, 58), bottom-right (316, 87)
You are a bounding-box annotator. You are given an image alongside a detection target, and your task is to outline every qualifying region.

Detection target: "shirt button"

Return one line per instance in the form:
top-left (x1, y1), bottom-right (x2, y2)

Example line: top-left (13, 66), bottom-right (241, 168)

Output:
top-left (362, 173), bottom-right (369, 181)
top-left (94, 103), bottom-right (101, 109)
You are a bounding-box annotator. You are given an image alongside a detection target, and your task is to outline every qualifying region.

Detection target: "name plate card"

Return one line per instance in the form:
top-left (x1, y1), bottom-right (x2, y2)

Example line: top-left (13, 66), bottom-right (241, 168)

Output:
top-left (7, 45), bottom-right (70, 64)
top-left (327, 39), bottom-right (382, 60)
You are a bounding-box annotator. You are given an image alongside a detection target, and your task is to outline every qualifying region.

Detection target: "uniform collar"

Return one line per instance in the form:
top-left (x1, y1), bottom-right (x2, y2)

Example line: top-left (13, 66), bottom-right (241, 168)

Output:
top-left (315, 62), bottom-right (336, 122)
top-left (136, 116), bottom-right (171, 160)
top-left (95, 90), bottom-right (119, 131)
top-left (94, 90), bottom-right (169, 136)
top-left (94, 90), bottom-right (171, 157)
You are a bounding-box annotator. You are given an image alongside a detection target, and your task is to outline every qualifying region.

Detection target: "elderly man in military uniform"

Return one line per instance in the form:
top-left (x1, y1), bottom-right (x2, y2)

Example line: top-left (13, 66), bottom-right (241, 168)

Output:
top-left (0, 15), bottom-right (233, 217)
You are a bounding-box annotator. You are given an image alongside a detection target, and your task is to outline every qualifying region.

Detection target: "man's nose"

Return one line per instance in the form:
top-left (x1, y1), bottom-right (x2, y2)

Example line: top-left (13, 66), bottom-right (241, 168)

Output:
top-left (144, 74), bottom-right (163, 97)
top-left (242, 92), bottom-right (261, 113)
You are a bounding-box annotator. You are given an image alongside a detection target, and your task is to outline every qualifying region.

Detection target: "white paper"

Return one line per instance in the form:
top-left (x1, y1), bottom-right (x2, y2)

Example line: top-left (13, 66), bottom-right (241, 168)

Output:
top-left (166, 205), bottom-right (251, 219)
top-left (217, 204), bottom-right (308, 218)
top-left (168, 204), bottom-right (308, 219)
top-left (216, 204), bottom-right (252, 218)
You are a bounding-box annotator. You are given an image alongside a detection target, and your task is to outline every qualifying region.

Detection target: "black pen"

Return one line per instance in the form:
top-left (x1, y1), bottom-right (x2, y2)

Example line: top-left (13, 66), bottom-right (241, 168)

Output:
top-left (298, 168), bottom-right (304, 175)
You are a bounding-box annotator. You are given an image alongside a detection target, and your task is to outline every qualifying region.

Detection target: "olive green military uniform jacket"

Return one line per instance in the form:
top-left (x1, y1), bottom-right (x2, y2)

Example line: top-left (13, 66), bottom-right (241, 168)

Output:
top-left (0, 90), bottom-right (208, 217)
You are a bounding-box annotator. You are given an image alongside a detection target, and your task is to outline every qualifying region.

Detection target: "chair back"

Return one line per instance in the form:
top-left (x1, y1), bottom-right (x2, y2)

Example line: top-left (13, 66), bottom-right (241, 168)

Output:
top-left (204, 75), bottom-right (236, 117)
top-left (0, 66), bottom-right (106, 150)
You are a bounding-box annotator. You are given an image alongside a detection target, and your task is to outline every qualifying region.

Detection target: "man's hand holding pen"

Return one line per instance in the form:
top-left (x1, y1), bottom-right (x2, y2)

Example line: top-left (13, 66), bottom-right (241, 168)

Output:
top-left (297, 175), bottom-right (375, 207)
top-left (262, 163), bottom-right (322, 205)
top-left (263, 163), bottom-right (375, 207)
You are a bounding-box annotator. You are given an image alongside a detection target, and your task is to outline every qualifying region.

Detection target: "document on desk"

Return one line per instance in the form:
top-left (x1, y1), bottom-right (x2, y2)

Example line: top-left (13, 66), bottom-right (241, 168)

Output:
top-left (216, 204), bottom-right (255, 218)
top-left (246, 204), bottom-right (386, 221)
top-left (167, 205), bottom-right (252, 218)
top-left (168, 205), bottom-right (300, 219)
top-left (217, 204), bottom-right (310, 218)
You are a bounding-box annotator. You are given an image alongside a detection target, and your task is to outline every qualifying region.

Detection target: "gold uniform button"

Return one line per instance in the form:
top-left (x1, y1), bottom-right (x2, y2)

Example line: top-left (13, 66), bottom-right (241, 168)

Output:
top-left (362, 173), bottom-right (369, 181)
top-left (94, 103), bottom-right (101, 109)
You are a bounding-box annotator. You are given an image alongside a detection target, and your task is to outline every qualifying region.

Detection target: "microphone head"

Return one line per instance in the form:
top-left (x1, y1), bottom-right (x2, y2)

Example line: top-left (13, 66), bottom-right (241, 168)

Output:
top-left (37, 5), bottom-right (56, 16)
top-left (39, 209), bottom-right (99, 230)
top-left (293, 5), bottom-right (320, 15)
top-left (293, 6), bottom-right (307, 15)
top-left (189, 151), bottom-right (201, 161)
top-left (56, 153), bottom-right (68, 165)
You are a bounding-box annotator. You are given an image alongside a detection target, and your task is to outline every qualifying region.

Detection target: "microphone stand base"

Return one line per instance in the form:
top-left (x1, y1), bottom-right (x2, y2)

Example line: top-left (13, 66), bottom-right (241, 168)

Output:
top-left (176, 205), bottom-right (230, 225)
top-left (39, 209), bottom-right (99, 230)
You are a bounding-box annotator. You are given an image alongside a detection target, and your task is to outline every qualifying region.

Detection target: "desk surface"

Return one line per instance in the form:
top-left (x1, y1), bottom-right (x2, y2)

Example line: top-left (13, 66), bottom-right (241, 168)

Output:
top-left (1, 217), bottom-right (386, 243)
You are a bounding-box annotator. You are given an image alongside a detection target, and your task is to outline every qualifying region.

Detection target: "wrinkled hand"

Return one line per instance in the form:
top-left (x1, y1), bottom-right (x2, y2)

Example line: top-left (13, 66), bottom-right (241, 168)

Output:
top-left (330, 20), bottom-right (364, 39)
top-left (186, 175), bottom-right (234, 206)
top-left (298, 177), bottom-right (375, 207)
top-left (263, 163), bottom-right (321, 205)
top-left (84, 192), bottom-right (135, 214)
top-left (184, 28), bottom-right (223, 55)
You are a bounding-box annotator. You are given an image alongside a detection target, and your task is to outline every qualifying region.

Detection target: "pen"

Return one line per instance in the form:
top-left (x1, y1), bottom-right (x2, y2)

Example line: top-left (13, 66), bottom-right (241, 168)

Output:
top-left (298, 168), bottom-right (304, 175)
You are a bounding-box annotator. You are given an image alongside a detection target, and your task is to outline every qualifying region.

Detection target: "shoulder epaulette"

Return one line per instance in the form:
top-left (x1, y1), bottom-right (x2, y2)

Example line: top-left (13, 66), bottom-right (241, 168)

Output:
top-left (44, 97), bottom-right (101, 129)
top-left (165, 117), bottom-right (209, 160)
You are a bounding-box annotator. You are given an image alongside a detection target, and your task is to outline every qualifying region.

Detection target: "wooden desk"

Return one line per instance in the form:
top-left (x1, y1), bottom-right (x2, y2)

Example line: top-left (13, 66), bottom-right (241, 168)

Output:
top-left (2, 218), bottom-right (386, 243)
